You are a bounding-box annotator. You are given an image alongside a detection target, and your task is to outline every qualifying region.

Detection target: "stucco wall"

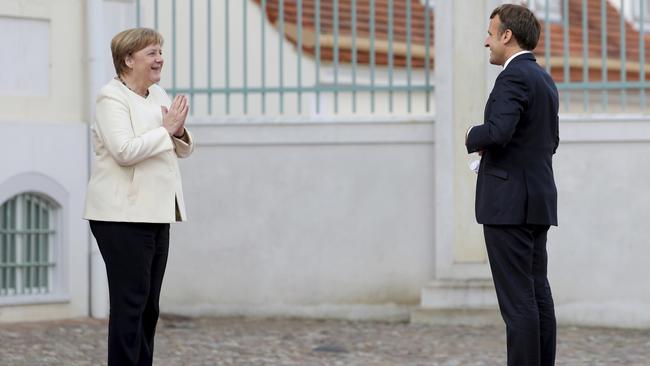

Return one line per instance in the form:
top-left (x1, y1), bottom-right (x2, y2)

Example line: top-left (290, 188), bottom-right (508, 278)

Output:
top-left (0, 0), bottom-right (86, 123)
top-left (0, 122), bottom-right (89, 322)
top-left (159, 117), bottom-right (650, 328)
top-left (161, 119), bottom-right (436, 320)
top-left (0, 0), bottom-right (89, 322)
top-left (551, 118), bottom-right (650, 328)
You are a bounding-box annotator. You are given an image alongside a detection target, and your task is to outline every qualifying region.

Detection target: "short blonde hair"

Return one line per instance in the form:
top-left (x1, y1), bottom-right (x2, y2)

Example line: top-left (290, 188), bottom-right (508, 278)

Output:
top-left (111, 27), bottom-right (164, 76)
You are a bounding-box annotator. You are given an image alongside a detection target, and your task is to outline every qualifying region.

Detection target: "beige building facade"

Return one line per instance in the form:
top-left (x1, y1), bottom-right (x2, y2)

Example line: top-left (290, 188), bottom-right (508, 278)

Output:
top-left (1, 0), bottom-right (650, 329)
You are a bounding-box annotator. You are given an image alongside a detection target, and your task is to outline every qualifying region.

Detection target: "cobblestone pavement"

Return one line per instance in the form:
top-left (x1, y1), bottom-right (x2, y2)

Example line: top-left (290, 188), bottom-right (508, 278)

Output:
top-left (1, 316), bottom-right (649, 366)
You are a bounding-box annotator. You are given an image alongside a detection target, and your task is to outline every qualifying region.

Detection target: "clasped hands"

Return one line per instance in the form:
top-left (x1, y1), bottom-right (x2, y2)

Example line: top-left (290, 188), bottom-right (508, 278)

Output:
top-left (162, 94), bottom-right (189, 138)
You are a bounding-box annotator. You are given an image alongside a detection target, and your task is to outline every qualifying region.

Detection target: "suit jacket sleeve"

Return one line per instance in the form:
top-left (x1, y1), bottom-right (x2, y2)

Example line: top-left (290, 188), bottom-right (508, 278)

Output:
top-left (466, 70), bottom-right (528, 153)
top-left (553, 114), bottom-right (560, 154)
top-left (95, 93), bottom-right (175, 167)
top-left (172, 129), bottom-right (195, 158)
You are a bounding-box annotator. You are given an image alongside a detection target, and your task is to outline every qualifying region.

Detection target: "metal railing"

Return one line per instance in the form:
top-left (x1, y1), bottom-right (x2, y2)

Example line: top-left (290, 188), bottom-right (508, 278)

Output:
top-left (536, 0), bottom-right (649, 113)
top-left (135, 0), bottom-right (649, 116)
top-left (0, 193), bottom-right (56, 297)
top-left (135, 0), bottom-right (434, 116)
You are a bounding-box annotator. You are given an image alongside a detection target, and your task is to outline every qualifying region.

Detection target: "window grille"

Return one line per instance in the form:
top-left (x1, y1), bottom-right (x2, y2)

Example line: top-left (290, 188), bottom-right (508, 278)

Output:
top-left (0, 193), bottom-right (57, 297)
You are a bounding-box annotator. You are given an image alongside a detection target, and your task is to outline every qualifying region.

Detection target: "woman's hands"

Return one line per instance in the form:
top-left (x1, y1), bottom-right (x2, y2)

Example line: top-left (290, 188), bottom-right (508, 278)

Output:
top-left (161, 94), bottom-right (189, 137)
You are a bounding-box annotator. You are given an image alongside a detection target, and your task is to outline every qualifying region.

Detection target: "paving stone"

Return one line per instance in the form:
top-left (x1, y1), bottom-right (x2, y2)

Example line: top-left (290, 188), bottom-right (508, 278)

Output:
top-left (0, 316), bottom-right (649, 365)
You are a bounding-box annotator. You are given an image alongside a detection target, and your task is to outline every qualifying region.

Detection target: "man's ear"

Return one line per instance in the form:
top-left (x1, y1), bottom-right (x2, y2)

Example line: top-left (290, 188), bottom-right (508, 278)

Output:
top-left (501, 29), bottom-right (513, 44)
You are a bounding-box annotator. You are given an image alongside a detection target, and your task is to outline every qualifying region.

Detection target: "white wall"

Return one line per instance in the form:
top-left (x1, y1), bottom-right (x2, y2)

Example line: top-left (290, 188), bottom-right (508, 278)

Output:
top-left (161, 119), bottom-right (436, 320)
top-left (0, 123), bottom-right (89, 322)
top-left (550, 117), bottom-right (650, 328)
top-left (158, 115), bottom-right (650, 328)
top-left (0, 0), bottom-right (90, 322)
top-left (0, 0), bottom-right (86, 122)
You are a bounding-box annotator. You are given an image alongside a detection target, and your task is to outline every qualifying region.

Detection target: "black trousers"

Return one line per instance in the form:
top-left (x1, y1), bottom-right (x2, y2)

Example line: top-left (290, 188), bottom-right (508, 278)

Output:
top-left (484, 224), bottom-right (556, 366)
top-left (90, 221), bottom-right (170, 366)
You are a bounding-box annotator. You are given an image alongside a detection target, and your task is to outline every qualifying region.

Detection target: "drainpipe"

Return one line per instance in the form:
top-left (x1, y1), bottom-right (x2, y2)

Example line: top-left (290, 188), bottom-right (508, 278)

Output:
top-left (86, 0), bottom-right (109, 319)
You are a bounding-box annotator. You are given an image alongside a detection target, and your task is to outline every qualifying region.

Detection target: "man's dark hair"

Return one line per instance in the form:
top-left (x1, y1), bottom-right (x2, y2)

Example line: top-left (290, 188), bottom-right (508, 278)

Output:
top-left (490, 4), bottom-right (541, 51)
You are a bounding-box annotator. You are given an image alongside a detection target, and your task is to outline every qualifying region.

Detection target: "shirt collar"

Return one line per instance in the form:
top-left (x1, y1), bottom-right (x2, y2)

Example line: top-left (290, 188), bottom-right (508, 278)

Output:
top-left (503, 50), bottom-right (532, 70)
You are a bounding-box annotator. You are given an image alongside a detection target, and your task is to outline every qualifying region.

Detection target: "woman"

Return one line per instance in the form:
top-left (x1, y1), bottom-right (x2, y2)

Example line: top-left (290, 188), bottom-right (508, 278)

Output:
top-left (84, 28), bottom-right (193, 366)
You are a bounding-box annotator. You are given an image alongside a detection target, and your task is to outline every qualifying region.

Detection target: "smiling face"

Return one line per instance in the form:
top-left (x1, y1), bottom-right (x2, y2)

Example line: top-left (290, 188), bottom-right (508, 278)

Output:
top-left (125, 43), bottom-right (164, 86)
top-left (485, 15), bottom-right (507, 66)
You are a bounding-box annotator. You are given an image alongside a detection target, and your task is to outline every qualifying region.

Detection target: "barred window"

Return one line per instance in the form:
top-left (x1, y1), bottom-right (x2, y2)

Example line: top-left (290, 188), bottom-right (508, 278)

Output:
top-left (0, 193), bottom-right (57, 297)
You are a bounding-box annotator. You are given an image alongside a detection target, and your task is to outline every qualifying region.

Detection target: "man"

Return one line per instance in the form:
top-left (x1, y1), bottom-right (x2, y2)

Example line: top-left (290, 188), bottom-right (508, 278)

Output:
top-left (465, 5), bottom-right (559, 366)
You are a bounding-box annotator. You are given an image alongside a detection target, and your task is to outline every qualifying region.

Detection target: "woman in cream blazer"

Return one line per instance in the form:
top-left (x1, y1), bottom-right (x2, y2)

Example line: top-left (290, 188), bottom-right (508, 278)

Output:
top-left (84, 79), bottom-right (192, 222)
top-left (84, 28), bottom-right (193, 366)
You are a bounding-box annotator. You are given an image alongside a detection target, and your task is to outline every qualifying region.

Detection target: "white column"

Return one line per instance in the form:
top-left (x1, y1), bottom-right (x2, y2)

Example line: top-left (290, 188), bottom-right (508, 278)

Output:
top-left (86, 0), bottom-right (108, 320)
top-left (86, 0), bottom-right (138, 319)
top-left (413, 0), bottom-right (503, 324)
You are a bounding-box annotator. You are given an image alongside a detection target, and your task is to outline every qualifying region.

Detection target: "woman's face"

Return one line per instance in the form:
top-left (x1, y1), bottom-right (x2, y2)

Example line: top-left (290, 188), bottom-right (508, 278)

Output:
top-left (126, 43), bottom-right (164, 85)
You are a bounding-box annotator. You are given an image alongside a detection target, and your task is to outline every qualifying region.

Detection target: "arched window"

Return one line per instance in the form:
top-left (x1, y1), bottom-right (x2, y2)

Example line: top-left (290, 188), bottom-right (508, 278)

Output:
top-left (0, 193), bottom-right (58, 297)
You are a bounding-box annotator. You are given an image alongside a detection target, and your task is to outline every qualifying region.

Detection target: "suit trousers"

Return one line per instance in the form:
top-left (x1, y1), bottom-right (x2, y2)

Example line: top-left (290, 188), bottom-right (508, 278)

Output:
top-left (484, 224), bottom-right (556, 366)
top-left (90, 220), bottom-right (170, 366)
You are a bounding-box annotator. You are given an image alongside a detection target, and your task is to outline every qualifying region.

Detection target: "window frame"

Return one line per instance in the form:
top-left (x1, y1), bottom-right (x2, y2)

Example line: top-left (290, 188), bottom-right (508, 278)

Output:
top-left (1, 193), bottom-right (57, 297)
top-left (0, 174), bottom-right (69, 306)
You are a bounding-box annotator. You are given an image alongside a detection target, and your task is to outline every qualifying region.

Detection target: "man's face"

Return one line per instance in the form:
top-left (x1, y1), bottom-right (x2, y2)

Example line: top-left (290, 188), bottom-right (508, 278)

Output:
top-left (485, 15), bottom-right (506, 66)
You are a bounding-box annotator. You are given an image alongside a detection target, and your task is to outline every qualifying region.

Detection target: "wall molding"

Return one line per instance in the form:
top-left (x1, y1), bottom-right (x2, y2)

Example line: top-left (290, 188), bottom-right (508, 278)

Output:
top-left (188, 118), bottom-right (435, 146)
top-left (560, 115), bottom-right (650, 143)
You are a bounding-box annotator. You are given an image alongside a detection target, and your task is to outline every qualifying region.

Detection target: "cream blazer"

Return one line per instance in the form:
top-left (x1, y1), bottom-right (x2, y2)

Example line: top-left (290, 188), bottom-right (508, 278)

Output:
top-left (84, 79), bottom-right (194, 223)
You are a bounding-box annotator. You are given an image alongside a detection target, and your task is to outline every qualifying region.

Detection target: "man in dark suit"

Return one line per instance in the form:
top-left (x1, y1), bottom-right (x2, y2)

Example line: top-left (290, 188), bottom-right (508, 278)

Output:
top-left (465, 5), bottom-right (559, 366)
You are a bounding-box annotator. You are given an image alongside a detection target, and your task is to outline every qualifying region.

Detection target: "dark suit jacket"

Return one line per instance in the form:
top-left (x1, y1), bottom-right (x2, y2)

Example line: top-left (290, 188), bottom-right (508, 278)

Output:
top-left (466, 53), bottom-right (559, 226)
